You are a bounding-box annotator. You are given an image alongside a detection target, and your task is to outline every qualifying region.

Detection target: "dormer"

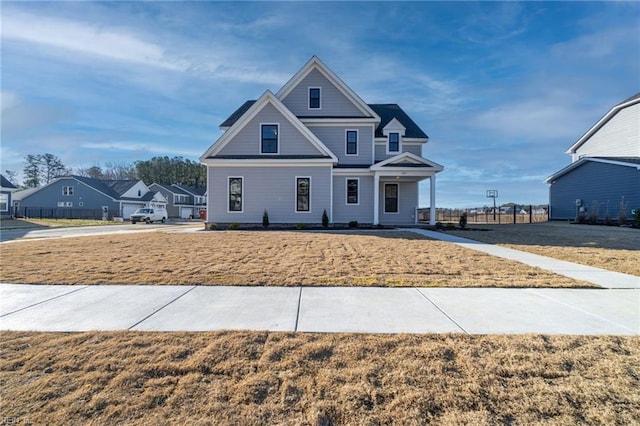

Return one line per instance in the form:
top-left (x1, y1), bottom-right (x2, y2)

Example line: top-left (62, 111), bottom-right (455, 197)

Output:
top-left (382, 118), bottom-right (406, 155)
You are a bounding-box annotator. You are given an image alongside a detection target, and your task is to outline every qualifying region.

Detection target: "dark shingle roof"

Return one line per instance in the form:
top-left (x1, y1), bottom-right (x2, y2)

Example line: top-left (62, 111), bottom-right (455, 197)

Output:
top-left (173, 184), bottom-right (206, 196)
top-left (210, 155), bottom-right (332, 160)
top-left (368, 104), bottom-right (429, 139)
top-left (152, 183), bottom-right (190, 195)
top-left (618, 92), bottom-right (640, 105)
top-left (219, 101), bottom-right (429, 141)
top-left (73, 176), bottom-right (140, 198)
top-left (220, 100), bottom-right (256, 127)
top-left (1, 174), bottom-right (16, 189)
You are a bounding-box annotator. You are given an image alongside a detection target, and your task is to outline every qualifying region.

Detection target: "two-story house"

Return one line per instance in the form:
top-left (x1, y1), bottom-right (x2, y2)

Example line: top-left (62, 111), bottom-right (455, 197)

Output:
top-left (150, 183), bottom-right (207, 219)
top-left (545, 93), bottom-right (640, 221)
top-left (200, 56), bottom-right (443, 225)
top-left (1, 174), bottom-right (17, 218)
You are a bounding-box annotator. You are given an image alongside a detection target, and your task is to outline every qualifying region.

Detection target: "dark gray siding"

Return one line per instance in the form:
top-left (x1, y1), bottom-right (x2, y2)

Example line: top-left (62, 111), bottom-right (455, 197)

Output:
top-left (15, 178), bottom-right (119, 217)
top-left (332, 175), bottom-right (374, 224)
top-left (217, 104), bottom-right (324, 156)
top-left (549, 161), bottom-right (640, 220)
top-left (281, 69), bottom-right (367, 118)
top-left (308, 125), bottom-right (374, 166)
top-left (208, 165), bottom-right (332, 223)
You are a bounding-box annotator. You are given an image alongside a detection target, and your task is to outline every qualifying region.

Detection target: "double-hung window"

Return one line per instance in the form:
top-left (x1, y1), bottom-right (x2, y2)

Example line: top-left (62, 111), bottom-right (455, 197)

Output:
top-left (384, 184), bottom-right (398, 213)
top-left (309, 87), bottom-right (321, 109)
top-left (228, 177), bottom-right (243, 212)
top-left (346, 178), bottom-right (359, 205)
top-left (296, 177), bottom-right (310, 212)
top-left (346, 130), bottom-right (358, 155)
top-left (261, 124), bottom-right (279, 154)
top-left (63, 186), bottom-right (74, 196)
top-left (0, 194), bottom-right (8, 212)
top-left (388, 133), bottom-right (400, 153)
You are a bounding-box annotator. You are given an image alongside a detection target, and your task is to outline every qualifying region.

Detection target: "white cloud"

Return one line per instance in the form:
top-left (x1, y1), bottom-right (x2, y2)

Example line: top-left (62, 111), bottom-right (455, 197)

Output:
top-left (81, 141), bottom-right (202, 157)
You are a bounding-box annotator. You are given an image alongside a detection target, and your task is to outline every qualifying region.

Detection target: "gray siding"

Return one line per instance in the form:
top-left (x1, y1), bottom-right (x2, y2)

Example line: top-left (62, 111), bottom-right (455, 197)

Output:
top-left (208, 165), bottom-right (332, 223)
top-left (549, 161), bottom-right (640, 220)
top-left (150, 185), bottom-right (180, 218)
top-left (374, 143), bottom-right (422, 162)
top-left (281, 69), bottom-right (367, 118)
top-left (217, 104), bottom-right (323, 156)
top-left (378, 181), bottom-right (418, 224)
top-left (15, 178), bottom-right (120, 217)
top-left (332, 175), bottom-right (374, 223)
top-left (308, 125), bottom-right (374, 165)
top-left (575, 103), bottom-right (640, 159)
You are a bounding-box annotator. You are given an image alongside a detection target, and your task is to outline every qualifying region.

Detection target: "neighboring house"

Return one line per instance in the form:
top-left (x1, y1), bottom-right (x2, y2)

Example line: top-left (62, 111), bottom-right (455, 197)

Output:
top-left (12, 175), bottom-right (167, 219)
top-left (546, 93), bottom-right (640, 220)
top-left (200, 56), bottom-right (443, 225)
top-left (1, 174), bottom-right (17, 218)
top-left (150, 183), bottom-right (207, 218)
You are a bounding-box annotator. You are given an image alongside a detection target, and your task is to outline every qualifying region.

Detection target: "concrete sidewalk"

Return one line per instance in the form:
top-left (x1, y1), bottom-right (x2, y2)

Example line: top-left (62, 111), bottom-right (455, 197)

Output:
top-left (407, 229), bottom-right (640, 289)
top-left (1, 284), bottom-right (637, 335)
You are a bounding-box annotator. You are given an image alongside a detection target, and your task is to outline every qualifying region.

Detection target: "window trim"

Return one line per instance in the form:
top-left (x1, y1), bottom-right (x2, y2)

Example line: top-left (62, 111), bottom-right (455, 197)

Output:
top-left (384, 183), bottom-right (399, 214)
top-left (346, 178), bottom-right (359, 206)
top-left (295, 176), bottom-right (311, 213)
top-left (387, 132), bottom-right (401, 154)
top-left (345, 129), bottom-right (358, 156)
top-left (0, 193), bottom-right (8, 212)
top-left (260, 123), bottom-right (280, 154)
top-left (308, 87), bottom-right (321, 110)
top-left (57, 201), bottom-right (73, 207)
top-left (227, 176), bottom-right (244, 213)
top-left (62, 186), bottom-right (74, 196)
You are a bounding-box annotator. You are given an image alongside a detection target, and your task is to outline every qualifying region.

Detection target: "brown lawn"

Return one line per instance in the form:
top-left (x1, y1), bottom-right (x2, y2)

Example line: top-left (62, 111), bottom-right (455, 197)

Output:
top-left (1, 331), bottom-right (638, 425)
top-left (444, 222), bottom-right (640, 276)
top-left (0, 230), bottom-right (591, 287)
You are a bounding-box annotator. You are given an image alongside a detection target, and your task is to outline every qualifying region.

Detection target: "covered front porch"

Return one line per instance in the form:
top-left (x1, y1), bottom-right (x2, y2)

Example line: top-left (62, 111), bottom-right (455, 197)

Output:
top-left (371, 152), bottom-right (443, 225)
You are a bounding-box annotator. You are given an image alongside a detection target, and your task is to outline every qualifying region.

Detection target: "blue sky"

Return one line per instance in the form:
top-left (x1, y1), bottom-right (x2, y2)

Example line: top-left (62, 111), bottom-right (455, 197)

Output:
top-left (2, 1), bottom-right (638, 207)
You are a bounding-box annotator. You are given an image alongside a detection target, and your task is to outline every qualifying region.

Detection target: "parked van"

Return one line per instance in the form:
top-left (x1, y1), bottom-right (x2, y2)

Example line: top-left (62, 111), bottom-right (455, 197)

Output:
top-left (130, 208), bottom-right (168, 224)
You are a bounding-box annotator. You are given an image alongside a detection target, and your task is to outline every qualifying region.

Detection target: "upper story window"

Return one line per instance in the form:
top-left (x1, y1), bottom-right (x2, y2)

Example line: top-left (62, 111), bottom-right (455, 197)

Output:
top-left (309, 87), bottom-right (321, 109)
top-left (175, 194), bottom-right (188, 203)
top-left (388, 133), bottom-right (400, 153)
top-left (346, 130), bottom-right (358, 155)
top-left (62, 186), bottom-right (73, 196)
top-left (261, 124), bottom-right (279, 154)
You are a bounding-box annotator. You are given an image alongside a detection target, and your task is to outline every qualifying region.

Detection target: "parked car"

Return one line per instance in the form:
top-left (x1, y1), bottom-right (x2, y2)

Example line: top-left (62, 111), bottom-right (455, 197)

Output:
top-left (130, 208), bottom-right (167, 224)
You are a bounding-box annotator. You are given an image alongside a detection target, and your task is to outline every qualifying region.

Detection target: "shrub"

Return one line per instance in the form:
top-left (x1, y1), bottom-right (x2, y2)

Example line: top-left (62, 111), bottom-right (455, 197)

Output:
top-left (588, 212), bottom-right (598, 225)
top-left (633, 208), bottom-right (640, 228)
top-left (322, 210), bottom-right (329, 228)
top-left (618, 197), bottom-right (628, 225)
top-left (348, 220), bottom-right (358, 228)
top-left (207, 223), bottom-right (217, 230)
top-left (576, 214), bottom-right (587, 224)
top-left (459, 212), bottom-right (468, 229)
top-left (262, 210), bottom-right (270, 228)
top-left (604, 214), bottom-right (613, 226)
top-left (296, 223), bottom-right (306, 230)
top-left (228, 222), bottom-right (240, 230)
top-left (435, 221), bottom-right (444, 230)
top-left (445, 223), bottom-right (456, 230)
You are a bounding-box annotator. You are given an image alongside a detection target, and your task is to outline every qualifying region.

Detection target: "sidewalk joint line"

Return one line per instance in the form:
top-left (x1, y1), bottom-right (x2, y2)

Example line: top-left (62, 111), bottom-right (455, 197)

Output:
top-left (415, 288), bottom-right (469, 334)
top-left (294, 287), bottom-right (303, 332)
top-left (127, 286), bottom-right (197, 330)
top-left (0, 286), bottom-right (89, 317)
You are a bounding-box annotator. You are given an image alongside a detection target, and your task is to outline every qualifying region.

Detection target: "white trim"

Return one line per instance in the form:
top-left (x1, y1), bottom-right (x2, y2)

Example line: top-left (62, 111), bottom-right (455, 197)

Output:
top-left (0, 193), bottom-right (9, 212)
top-left (332, 169), bottom-right (373, 176)
top-left (371, 152), bottom-right (444, 171)
top-left (275, 56), bottom-right (381, 120)
top-left (545, 157), bottom-right (640, 183)
top-left (345, 129), bottom-right (358, 156)
top-left (345, 177), bottom-right (360, 206)
top-left (200, 90), bottom-right (338, 163)
top-left (301, 118), bottom-right (379, 125)
top-left (203, 160), bottom-right (333, 167)
top-left (567, 95), bottom-right (640, 154)
top-left (227, 176), bottom-right (244, 213)
top-left (62, 185), bottom-right (74, 196)
top-left (260, 122), bottom-right (280, 154)
top-left (295, 176), bottom-right (312, 213)
top-left (308, 86), bottom-right (321, 110)
top-left (384, 183), bottom-right (399, 214)
top-left (386, 132), bottom-right (402, 155)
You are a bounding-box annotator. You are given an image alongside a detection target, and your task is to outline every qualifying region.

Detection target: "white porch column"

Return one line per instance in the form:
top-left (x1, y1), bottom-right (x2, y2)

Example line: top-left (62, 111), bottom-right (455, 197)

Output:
top-left (429, 175), bottom-right (436, 225)
top-left (373, 174), bottom-right (380, 225)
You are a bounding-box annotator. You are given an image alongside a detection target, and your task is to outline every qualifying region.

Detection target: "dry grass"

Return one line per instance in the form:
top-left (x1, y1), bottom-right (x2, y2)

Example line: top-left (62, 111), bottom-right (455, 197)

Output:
top-left (0, 230), bottom-right (591, 287)
top-left (1, 331), bottom-right (638, 425)
top-left (445, 222), bottom-right (640, 276)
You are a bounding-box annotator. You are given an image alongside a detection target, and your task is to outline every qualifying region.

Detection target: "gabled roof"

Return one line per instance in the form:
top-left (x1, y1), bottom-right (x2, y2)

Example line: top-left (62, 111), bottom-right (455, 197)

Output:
top-left (369, 104), bottom-right (429, 139)
top-left (1, 174), bottom-right (17, 189)
top-left (545, 156), bottom-right (640, 184)
top-left (220, 100), bottom-right (256, 129)
top-left (567, 92), bottom-right (640, 154)
top-left (276, 56), bottom-right (380, 120)
top-left (151, 183), bottom-right (191, 196)
top-left (173, 184), bottom-right (206, 197)
top-left (201, 90), bottom-right (338, 162)
top-left (12, 187), bottom-right (39, 201)
top-left (370, 152), bottom-right (444, 171)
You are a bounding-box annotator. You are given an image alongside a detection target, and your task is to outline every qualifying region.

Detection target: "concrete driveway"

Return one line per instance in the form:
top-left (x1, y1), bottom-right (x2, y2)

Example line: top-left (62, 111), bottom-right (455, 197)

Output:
top-left (1, 284), bottom-right (637, 335)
